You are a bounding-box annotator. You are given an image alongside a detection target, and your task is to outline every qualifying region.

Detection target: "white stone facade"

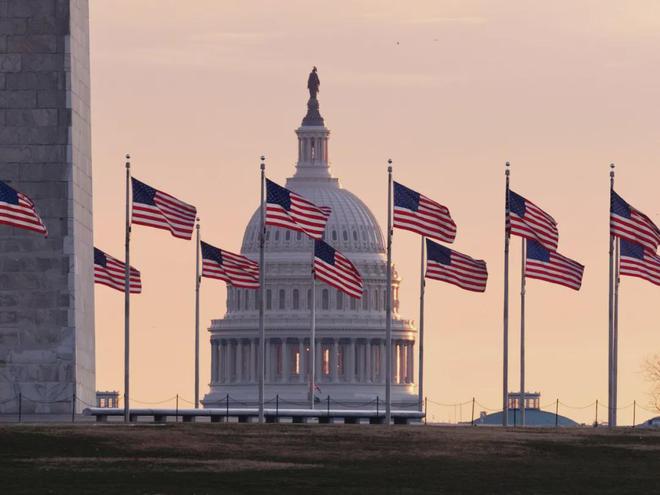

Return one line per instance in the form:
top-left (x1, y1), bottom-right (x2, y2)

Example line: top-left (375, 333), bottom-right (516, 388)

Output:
top-left (0, 0), bottom-right (95, 413)
top-left (203, 84), bottom-right (417, 408)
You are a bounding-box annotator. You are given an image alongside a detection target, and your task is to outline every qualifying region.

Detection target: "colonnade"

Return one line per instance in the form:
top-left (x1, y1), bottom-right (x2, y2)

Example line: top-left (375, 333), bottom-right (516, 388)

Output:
top-left (211, 337), bottom-right (415, 386)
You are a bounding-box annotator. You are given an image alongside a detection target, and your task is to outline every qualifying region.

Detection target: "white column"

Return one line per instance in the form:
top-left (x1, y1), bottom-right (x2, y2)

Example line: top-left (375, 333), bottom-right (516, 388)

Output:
top-left (236, 339), bottom-right (243, 383)
top-left (282, 340), bottom-right (289, 383)
top-left (331, 340), bottom-right (339, 383)
top-left (316, 340), bottom-right (323, 383)
top-left (407, 342), bottom-right (414, 384)
top-left (298, 339), bottom-right (305, 383)
top-left (211, 340), bottom-right (218, 383)
top-left (349, 339), bottom-right (356, 383)
top-left (265, 338), bottom-right (271, 383)
top-left (250, 338), bottom-right (256, 383)
top-left (365, 340), bottom-right (371, 383)
top-left (380, 340), bottom-right (386, 384)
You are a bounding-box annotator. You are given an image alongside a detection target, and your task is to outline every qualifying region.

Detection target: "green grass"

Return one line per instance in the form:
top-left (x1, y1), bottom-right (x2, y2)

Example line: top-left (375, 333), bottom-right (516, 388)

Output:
top-left (1, 424), bottom-right (658, 494)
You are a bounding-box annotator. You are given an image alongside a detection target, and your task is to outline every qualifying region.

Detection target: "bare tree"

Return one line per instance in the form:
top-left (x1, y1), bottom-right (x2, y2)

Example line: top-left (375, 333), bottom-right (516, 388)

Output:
top-left (643, 354), bottom-right (660, 412)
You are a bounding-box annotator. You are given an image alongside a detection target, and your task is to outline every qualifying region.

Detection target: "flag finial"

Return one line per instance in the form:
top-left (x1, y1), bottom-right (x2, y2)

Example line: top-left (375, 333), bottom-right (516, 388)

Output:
top-left (505, 161), bottom-right (510, 177)
top-left (260, 155), bottom-right (265, 171)
top-left (610, 162), bottom-right (615, 178)
top-left (125, 154), bottom-right (130, 169)
top-left (387, 158), bottom-right (392, 173)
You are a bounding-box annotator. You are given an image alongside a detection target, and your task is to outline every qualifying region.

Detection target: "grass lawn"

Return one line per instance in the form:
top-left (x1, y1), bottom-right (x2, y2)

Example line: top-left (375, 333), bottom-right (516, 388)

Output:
top-left (1, 424), bottom-right (658, 494)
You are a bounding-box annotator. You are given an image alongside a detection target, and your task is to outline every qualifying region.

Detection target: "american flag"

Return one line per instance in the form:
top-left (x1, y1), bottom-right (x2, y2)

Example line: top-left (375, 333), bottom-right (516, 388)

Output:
top-left (508, 190), bottom-right (558, 251)
top-left (610, 190), bottom-right (660, 253)
top-left (393, 181), bottom-right (456, 243)
top-left (313, 239), bottom-right (363, 298)
top-left (200, 241), bottom-right (260, 289)
top-left (94, 247), bottom-right (142, 293)
top-left (619, 238), bottom-right (660, 286)
top-left (0, 180), bottom-right (47, 236)
top-left (266, 179), bottom-right (331, 240)
top-left (131, 178), bottom-right (197, 240)
top-left (425, 238), bottom-right (488, 292)
top-left (525, 239), bottom-right (584, 290)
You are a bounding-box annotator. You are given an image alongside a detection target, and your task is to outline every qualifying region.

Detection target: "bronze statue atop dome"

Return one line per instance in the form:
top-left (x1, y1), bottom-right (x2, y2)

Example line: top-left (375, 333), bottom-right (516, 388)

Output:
top-left (307, 66), bottom-right (320, 99)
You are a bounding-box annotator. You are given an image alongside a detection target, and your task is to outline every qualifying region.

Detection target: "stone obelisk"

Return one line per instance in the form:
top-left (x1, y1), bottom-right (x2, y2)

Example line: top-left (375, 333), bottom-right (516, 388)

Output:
top-left (0, 0), bottom-right (95, 414)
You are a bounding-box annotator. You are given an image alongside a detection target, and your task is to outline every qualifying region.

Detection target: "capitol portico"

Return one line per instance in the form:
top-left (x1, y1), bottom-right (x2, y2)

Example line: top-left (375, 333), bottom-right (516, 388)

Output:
top-left (203, 70), bottom-right (418, 409)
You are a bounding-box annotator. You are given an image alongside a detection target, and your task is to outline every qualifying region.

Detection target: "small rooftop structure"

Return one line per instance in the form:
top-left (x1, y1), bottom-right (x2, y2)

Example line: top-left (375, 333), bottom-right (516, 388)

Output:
top-left (96, 391), bottom-right (119, 408)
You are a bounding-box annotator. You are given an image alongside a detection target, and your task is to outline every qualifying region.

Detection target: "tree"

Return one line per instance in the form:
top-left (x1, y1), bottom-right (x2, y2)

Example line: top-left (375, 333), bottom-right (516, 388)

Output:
top-left (643, 355), bottom-right (660, 412)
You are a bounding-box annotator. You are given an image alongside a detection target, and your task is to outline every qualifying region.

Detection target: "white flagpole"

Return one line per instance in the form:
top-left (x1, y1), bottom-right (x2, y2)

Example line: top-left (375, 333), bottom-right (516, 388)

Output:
top-left (608, 163), bottom-right (615, 427)
top-left (520, 238), bottom-right (526, 427)
top-left (613, 236), bottom-right (620, 427)
top-left (385, 160), bottom-right (393, 425)
top-left (418, 236), bottom-right (425, 412)
top-left (258, 156), bottom-right (266, 423)
top-left (194, 220), bottom-right (201, 409)
top-left (123, 154), bottom-right (131, 423)
top-left (503, 162), bottom-right (511, 426)
top-left (310, 245), bottom-right (316, 409)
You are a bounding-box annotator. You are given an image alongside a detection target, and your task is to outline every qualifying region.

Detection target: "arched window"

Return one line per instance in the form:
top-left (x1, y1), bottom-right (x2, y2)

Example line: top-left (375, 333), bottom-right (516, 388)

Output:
top-left (292, 289), bottom-right (299, 310)
top-left (279, 289), bottom-right (285, 310)
top-left (274, 230), bottom-right (280, 241)
top-left (342, 230), bottom-right (348, 241)
top-left (374, 289), bottom-right (379, 311)
top-left (297, 231), bottom-right (302, 241)
top-left (265, 230), bottom-right (270, 240)
top-left (236, 290), bottom-right (241, 311)
top-left (266, 289), bottom-right (272, 310)
top-left (244, 291), bottom-right (250, 310)
top-left (362, 289), bottom-right (369, 310)
top-left (322, 289), bottom-right (329, 310)
top-left (353, 230), bottom-right (358, 241)
top-left (336, 291), bottom-right (343, 310)
top-left (332, 230), bottom-right (337, 241)
top-left (350, 296), bottom-right (356, 310)
top-left (285, 231), bottom-right (291, 241)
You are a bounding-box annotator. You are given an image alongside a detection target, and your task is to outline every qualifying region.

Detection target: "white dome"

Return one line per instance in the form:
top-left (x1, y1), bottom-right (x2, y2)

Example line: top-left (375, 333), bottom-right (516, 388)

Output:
top-left (241, 178), bottom-right (385, 258)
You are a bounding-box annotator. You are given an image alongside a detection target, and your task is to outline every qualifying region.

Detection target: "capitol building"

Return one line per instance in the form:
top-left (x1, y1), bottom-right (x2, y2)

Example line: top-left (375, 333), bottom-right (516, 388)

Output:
top-left (203, 72), bottom-right (418, 409)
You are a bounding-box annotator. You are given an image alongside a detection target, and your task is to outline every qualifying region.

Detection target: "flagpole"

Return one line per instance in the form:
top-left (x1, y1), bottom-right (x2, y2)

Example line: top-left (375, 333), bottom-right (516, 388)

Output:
top-left (258, 156), bottom-right (266, 423)
top-left (385, 160), bottom-right (393, 425)
top-left (503, 162), bottom-right (511, 426)
top-left (418, 236), bottom-right (425, 412)
top-left (123, 154), bottom-right (131, 423)
top-left (194, 219), bottom-right (201, 409)
top-left (608, 163), bottom-right (615, 427)
top-left (613, 236), bottom-right (620, 427)
top-left (310, 246), bottom-right (316, 409)
top-left (520, 237), bottom-right (526, 427)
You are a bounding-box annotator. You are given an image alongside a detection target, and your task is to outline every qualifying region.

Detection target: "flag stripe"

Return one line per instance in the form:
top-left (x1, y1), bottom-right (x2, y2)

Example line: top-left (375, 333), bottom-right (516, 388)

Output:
top-left (0, 182), bottom-right (48, 237)
top-left (314, 239), bottom-right (363, 298)
top-left (393, 182), bottom-right (456, 243)
top-left (424, 239), bottom-right (488, 292)
top-left (94, 248), bottom-right (142, 294)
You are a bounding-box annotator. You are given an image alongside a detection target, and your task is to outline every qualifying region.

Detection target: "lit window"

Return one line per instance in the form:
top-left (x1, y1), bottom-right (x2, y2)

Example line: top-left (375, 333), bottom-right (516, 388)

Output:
top-left (323, 347), bottom-right (330, 375)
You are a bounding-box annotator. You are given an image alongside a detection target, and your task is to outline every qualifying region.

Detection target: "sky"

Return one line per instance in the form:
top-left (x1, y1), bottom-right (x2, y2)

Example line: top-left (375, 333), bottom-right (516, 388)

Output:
top-left (90, 0), bottom-right (660, 424)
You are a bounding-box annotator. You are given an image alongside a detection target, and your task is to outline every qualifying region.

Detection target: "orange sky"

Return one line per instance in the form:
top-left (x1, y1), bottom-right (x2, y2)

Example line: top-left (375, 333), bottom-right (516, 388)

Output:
top-left (90, 1), bottom-right (659, 424)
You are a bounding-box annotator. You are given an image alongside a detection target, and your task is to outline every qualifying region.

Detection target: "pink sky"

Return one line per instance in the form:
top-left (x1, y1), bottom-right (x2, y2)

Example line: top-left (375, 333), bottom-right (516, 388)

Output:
top-left (90, 1), bottom-right (659, 424)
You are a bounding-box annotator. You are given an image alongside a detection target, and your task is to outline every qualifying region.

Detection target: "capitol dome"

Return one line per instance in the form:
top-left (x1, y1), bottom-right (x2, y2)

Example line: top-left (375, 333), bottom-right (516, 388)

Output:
top-left (203, 72), bottom-right (417, 410)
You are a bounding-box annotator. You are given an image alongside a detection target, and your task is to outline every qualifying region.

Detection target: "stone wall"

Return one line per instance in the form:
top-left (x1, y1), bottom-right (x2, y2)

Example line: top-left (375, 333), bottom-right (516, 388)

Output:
top-left (0, 0), bottom-right (94, 414)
